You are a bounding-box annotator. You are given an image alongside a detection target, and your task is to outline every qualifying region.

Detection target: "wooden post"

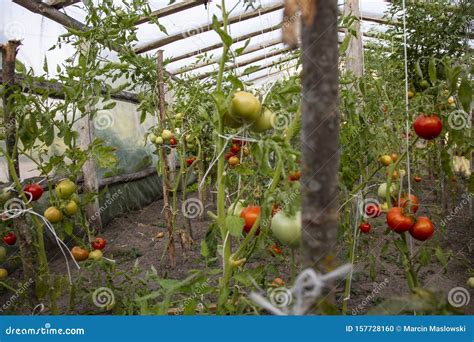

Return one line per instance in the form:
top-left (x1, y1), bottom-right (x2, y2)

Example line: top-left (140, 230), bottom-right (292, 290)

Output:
top-left (78, 42), bottom-right (102, 232)
top-left (344, 0), bottom-right (363, 77)
top-left (1, 40), bottom-right (36, 289)
top-left (1, 40), bottom-right (21, 178)
top-left (300, 1), bottom-right (340, 269)
top-left (157, 50), bottom-right (176, 268)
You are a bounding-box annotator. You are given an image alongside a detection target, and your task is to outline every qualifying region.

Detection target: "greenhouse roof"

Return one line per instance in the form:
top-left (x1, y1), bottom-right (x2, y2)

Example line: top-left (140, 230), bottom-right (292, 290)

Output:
top-left (1, 0), bottom-right (392, 84)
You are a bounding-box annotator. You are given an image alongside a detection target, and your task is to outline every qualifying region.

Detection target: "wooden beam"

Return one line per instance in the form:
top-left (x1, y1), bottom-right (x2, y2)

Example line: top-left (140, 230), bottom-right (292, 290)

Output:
top-left (247, 63), bottom-right (299, 83)
top-left (301, 0), bottom-right (340, 270)
top-left (136, 0), bottom-right (208, 25)
top-left (194, 47), bottom-right (295, 79)
top-left (13, 0), bottom-right (86, 30)
top-left (344, 0), bottom-right (363, 76)
top-left (168, 23), bottom-right (281, 64)
top-left (0, 73), bottom-right (139, 103)
top-left (1, 40), bottom-right (22, 178)
top-left (172, 38), bottom-right (282, 75)
top-left (134, 2), bottom-right (284, 54)
top-left (46, 0), bottom-right (81, 9)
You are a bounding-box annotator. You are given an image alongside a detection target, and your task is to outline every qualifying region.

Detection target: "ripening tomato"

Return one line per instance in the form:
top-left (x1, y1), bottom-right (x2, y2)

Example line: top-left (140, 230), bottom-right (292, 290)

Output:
top-left (91, 237), bottom-right (106, 250)
top-left (242, 146), bottom-right (250, 156)
top-left (71, 246), bottom-right (89, 261)
top-left (379, 155), bottom-right (393, 166)
top-left (44, 207), bottom-right (63, 223)
top-left (409, 217), bottom-right (434, 241)
top-left (23, 183), bottom-right (43, 201)
top-left (386, 207), bottom-right (414, 233)
top-left (240, 206), bottom-right (261, 233)
top-left (3, 232), bottom-right (16, 246)
top-left (270, 244), bottom-right (282, 255)
top-left (229, 91), bottom-right (261, 122)
top-left (365, 203), bottom-right (381, 218)
top-left (89, 249), bottom-right (103, 261)
top-left (230, 144), bottom-right (241, 154)
top-left (228, 156), bottom-right (240, 166)
top-left (0, 268), bottom-right (8, 280)
top-left (359, 222), bottom-right (371, 233)
top-left (413, 113), bottom-right (442, 140)
top-left (414, 176), bottom-right (422, 183)
top-left (161, 129), bottom-right (173, 140)
top-left (398, 194), bottom-right (419, 214)
top-left (288, 170), bottom-right (301, 182)
top-left (390, 153), bottom-right (398, 162)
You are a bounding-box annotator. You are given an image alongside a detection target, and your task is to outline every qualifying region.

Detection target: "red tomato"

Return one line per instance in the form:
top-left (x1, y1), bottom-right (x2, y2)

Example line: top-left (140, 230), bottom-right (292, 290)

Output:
top-left (409, 217), bottom-right (434, 241)
top-left (398, 194), bottom-right (419, 214)
top-left (359, 222), bottom-right (371, 233)
top-left (186, 156), bottom-right (196, 166)
top-left (23, 183), bottom-right (44, 201)
top-left (414, 176), bottom-right (422, 183)
top-left (230, 144), bottom-right (241, 154)
top-left (3, 232), bottom-right (16, 246)
top-left (413, 113), bottom-right (442, 140)
top-left (169, 137), bottom-right (178, 147)
top-left (91, 237), bottom-right (106, 250)
top-left (386, 207), bottom-right (414, 233)
top-left (224, 152), bottom-right (235, 160)
top-left (240, 206), bottom-right (261, 233)
top-left (365, 203), bottom-right (381, 218)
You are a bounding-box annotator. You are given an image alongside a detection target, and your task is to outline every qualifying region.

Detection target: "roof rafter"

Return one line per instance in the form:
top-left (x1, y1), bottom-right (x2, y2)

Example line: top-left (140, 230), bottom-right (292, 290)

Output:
top-left (136, 0), bottom-right (208, 25)
top-left (195, 49), bottom-right (297, 80)
top-left (167, 23), bottom-right (281, 64)
top-left (45, 0), bottom-right (80, 9)
top-left (172, 38), bottom-right (282, 75)
top-left (134, 2), bottom-right (284, 54)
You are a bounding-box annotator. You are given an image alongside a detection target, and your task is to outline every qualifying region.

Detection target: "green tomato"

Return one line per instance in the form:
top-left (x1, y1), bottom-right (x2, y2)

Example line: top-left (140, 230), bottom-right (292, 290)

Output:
top-left (377, 182), bottom-right (398, 199)
top-left (55, 179), bottom-right (76, 199)
top-left (250, 109), bottom-right (275, 133)
top-left (419, 79), bottom-right (430, 90)
top-left (227, 200), bottom-right (245, 216)
top-left (175, 113), bottom-right (184, 120)
top-left (89, 249), bottom-right (103, 261)
top-left (0, 268), bottom-right (8, 280)
top-left (271, 210), bottom-right (301, 248)
top-left (161, 129), bottom-right (173, 140)
top-left (229, 91), bottom-right (261, 122)
top-left (64, 200), bottom-right (79, 216)
top-left (467, 277), bottom-right (474, 289)
top-left (0, 188), bottom-right (12, 206)
top-left (148, 133), bottom-right (157, 143)
top-left (155, 136), bottom-right (164, 145)
top-left (0, 247), bottom-right (7, 263)
top-left (223, 112), bottom-right (243, 128)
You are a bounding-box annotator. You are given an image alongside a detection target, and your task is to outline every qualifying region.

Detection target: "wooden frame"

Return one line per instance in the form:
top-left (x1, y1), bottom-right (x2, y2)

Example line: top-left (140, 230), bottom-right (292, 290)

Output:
top-left (134, 2), bottom-right (284, 54)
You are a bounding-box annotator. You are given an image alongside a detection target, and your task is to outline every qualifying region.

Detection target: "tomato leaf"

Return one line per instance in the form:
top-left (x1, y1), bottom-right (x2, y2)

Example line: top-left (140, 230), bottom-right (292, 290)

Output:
top-left (200, 240), bottom-right (209, 258)
top-left (435, 247), bottom-right (448, 273)
top-left (226, 216), bottom-right (244, 237)
top-left (457, 76), bottom-right (472, 113)
top-left (414, 60), bottom-right (423, 79)
top-left (419, 247), bottom-right (431, 266)
top-left (428, 57), bottom-right (437, 83)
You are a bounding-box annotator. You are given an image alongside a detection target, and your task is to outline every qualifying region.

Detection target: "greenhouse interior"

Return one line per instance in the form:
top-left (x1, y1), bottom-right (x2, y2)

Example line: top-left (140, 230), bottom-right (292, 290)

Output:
top-left (0, 0), bottom-right (472, 316)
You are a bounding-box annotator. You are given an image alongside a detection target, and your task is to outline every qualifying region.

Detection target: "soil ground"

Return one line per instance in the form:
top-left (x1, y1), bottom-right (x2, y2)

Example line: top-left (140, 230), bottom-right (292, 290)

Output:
top-left (1, 180), bottom-right (472, 315)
